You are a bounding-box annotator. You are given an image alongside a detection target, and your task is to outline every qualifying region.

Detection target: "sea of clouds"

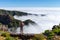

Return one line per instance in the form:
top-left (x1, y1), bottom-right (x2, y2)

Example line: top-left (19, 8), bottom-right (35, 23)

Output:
top-left (1, 7), bottom-right (60, 34)
top-left (13, 8), bottom-right (60, 34)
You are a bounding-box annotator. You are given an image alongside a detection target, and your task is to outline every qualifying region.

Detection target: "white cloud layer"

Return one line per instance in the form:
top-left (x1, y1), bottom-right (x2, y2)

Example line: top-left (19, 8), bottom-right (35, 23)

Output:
top-left (1, 7), bottom-right (60, 34)
top-left (0, 7), bottom-right (60, 14)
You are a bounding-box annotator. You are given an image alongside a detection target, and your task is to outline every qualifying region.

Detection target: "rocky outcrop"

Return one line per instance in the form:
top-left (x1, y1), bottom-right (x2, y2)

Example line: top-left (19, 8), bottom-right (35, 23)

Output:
top-left (0, 14), bottom-right (20, 28)
top-left (0, 14), bottom-right (12, 25)
top-left (23, 19), bottom-right (36, 25)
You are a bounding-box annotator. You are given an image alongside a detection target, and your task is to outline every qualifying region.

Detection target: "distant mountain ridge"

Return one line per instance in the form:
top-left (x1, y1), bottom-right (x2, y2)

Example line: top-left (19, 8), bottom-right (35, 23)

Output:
top-left (0, 9), bottom-right (39, 16)
top-left (0, 9), bottom-right (46, 16)
top-left (0, 9), bottom-right (29, 16)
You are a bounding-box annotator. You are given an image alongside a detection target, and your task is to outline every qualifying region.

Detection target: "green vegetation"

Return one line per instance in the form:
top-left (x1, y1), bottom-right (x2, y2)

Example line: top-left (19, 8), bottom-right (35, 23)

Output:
top-left (5, 37), bottom-right (16, 40)
top-left (32, 34), bottom-right (46, 40)
top-left (52, 25), bottom-right (60, 35)
top-left (44, 30), bottom-right (54, 40)
top-left (43, 24), bottom-right (60, 40)
top-left (0, 31), bottom-right (19, 40)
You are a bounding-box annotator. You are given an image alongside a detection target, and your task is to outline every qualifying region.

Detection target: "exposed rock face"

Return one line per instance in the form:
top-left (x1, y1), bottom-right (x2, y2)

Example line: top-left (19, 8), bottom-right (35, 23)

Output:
top-left (0, 14), bottom-right (11, 25)
top-left (0, 14), bottom-right (21, 28)
top-left (0, 25), bottom-right (8, 31)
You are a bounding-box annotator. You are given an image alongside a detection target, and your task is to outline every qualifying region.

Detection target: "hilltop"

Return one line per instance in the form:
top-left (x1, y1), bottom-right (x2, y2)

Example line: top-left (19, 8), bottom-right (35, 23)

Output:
top-left (0, 9), bottom-right (31, 16)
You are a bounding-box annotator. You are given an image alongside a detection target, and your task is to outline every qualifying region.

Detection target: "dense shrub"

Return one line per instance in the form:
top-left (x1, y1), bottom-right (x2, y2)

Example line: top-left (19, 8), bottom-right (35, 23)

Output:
top-left (1, 31), bottom-right (10, 37)
top-left (44, 30), bottom-right (55, 40)
top-left (32, 34), bottom-right (46, 40)
top-left (52, 25), bottom-right (60, 35)
top-left (5, 37), bottom-right (15, 40)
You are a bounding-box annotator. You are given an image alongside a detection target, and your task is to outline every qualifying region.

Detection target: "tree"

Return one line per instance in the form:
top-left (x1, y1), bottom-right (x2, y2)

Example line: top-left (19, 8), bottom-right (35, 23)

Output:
top-left (52, 24), bottom-right (60, 35)
top-left (44, 30), bottom-right (55, 40)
